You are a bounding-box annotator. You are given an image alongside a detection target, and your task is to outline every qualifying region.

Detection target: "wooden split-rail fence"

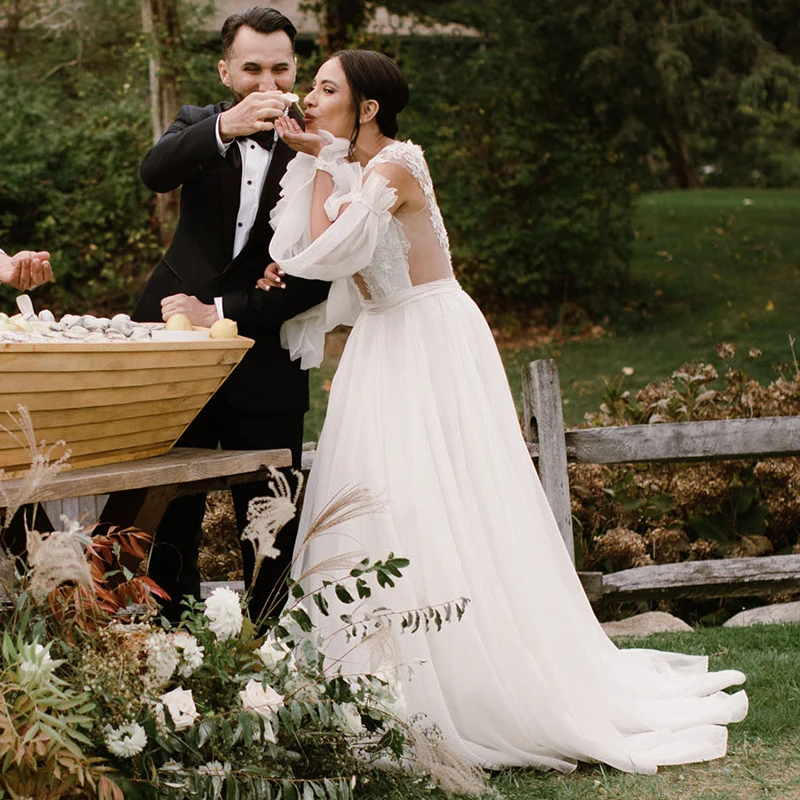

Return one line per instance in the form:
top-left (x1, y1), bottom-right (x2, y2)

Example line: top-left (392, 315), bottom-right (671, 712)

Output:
top-left (523, 358), bottom-right (800, 603)
top-left (35, 358), bottom-right (800, 605)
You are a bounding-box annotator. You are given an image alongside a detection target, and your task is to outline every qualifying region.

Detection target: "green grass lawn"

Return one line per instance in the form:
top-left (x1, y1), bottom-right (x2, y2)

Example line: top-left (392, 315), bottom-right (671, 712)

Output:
top-left (360, 624), bottom-right (800, 800)
top-left (503, 188), bottom-right (800, 427)
top-left (305, 188), bottom-right (800, 438)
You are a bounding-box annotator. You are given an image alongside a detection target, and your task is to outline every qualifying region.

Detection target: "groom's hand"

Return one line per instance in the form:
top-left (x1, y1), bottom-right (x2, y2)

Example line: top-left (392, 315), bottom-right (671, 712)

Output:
top-left (161, 293), bottom-right (217, 327)
top-left (218, 91), bottom-right (293, 141)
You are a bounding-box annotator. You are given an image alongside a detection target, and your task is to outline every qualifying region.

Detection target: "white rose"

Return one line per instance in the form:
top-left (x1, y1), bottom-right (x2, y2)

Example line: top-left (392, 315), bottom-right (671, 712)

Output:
top-left (257, 637), bottom-right (294, 671)
top-left (160, 687), bottom-right (199, 731)
top-left (335, 703), bottom-right (364, 735)
top-left (204, 587), bottom-right (243, 641)
top-left (172, 632), bottom-right (204, 677)
top-left (239, 679), bottom-right (284, 722)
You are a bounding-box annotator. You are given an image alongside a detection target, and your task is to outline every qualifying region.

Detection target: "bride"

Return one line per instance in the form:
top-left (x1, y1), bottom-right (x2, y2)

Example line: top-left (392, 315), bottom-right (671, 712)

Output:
top-left (259, 49), bottom-right (747, 774)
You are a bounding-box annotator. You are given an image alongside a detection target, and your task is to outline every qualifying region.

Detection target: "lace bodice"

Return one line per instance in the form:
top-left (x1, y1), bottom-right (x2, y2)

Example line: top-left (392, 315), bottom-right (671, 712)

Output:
top-left (357, 141), bottom-right (453, 300)
top-left (269, 133), bottom-right (455, 368)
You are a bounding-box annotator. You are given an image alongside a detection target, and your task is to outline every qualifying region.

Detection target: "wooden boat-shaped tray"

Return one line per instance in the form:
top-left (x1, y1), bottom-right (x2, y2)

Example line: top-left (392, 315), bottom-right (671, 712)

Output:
top-left (0, 336), bottom-right (253, 478)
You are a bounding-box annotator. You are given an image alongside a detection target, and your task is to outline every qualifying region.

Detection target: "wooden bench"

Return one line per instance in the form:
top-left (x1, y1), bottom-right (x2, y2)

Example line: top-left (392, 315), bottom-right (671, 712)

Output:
top-left (522, 358), bottom-right (800, 603)
top-left (1, 446), bottom-right (292, 534)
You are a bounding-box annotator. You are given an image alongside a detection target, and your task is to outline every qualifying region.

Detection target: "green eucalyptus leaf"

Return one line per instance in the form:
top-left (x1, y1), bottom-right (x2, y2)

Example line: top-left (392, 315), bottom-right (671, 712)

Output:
top-left (334, 584), bottom-right (354, 604)
top-left (291, 581), bottom-right (305, 599)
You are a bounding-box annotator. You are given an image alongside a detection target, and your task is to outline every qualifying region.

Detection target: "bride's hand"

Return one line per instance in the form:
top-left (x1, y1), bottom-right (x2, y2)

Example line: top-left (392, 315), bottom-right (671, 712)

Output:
top-left (256, 261), bottom-right (286, 291)
top-left (275, 116), bottom-right (326, 156)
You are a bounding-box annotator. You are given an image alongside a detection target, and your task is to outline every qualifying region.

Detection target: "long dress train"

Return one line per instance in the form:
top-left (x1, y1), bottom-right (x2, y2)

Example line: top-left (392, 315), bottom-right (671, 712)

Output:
top-left (268, 133), bottom-right (747, 774)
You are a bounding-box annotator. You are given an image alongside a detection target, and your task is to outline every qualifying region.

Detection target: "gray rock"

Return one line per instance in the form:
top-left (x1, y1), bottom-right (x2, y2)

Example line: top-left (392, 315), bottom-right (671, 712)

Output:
top-left (724, 601), bottom-right (800, 627)
top-left (110, 313), bottom-right (133, 336)
top-left (81, 314), bottom-right (101, 331)
top-left (601, 611), bottom-right (693, 639)
top-left (61, 327), bottom-right (90, 339)
top-left (60, 314), bottom-right (83, 328)
top-left (104, 328), bottom-right (128, 340)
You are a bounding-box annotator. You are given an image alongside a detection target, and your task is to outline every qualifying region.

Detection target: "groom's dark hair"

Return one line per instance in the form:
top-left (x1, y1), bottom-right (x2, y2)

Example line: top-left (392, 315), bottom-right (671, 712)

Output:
top-left (221, 7), bottom-right (297, 56)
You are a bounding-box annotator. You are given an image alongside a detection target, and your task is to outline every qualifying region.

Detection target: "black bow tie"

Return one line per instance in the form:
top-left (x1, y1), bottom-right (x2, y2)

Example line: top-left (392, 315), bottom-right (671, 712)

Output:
top-left (240, 130), bottom-right (276, 151)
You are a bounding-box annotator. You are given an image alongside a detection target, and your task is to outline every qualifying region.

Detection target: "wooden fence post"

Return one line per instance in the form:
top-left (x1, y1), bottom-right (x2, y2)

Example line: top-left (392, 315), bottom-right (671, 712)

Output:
top-left (521, 359), bottom-right (575, 563)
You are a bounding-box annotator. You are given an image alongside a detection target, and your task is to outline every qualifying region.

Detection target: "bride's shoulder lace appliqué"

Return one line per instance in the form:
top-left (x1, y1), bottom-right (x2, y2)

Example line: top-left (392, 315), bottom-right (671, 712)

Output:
top-left (369, 141), bottom-right (429, 188)
top-left (369, 141), bottom-right (451, 254)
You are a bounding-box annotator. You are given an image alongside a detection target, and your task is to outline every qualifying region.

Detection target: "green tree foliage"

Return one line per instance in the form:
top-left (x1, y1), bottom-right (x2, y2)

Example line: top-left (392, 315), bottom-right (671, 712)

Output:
top-left (0, 70), bottom-right (162, 314)
top-left (570, 0), bottom-right (800, 188)
top-left (300, 0), bottom-right (373, 55)
top-left (391, 0), bottom-right (800, 190)
top-left (0, 0), bottom-right (219, 315)
top-left (3, 0), bottom-right (799, 319)
top-left (0, 0), bottom-right (163, 315)
top-left (396, 1), bottom-right (638, 318)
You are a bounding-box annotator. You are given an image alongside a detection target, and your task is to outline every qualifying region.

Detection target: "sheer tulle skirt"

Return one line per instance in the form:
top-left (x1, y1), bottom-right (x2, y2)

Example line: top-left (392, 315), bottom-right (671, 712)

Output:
top-left (291, 278), bottom-right (747, 774)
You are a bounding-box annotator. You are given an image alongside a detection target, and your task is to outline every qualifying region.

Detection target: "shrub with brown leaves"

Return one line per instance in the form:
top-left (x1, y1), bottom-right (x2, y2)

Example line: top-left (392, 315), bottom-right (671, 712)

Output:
top-left (572, 348), bottom-right (800, 572)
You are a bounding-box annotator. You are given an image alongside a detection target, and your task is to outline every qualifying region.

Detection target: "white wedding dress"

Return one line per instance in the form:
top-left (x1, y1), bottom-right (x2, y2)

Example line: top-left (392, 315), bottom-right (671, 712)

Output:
top-left (268, 133), bottom-right (747, 774)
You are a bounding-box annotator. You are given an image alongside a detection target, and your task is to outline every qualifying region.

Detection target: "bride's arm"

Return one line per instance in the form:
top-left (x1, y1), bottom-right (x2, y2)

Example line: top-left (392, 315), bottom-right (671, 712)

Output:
top-left (309, 161), bottom-right (413, 239)
top-left (274, 116), bottom-right (418, 242)
top-left (269, 138), bottom-right (418, 286)
top-left (310, 170), bottom-right (336, 241)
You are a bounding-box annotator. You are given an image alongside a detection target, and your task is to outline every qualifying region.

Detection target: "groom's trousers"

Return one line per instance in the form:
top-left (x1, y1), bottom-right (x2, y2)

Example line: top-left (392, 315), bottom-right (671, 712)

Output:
top-left (147, 389), bottom-right (304, 626)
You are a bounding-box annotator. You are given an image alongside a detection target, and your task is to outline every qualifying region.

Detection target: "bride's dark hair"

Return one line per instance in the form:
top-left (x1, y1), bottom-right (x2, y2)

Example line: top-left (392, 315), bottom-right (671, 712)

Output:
top-left (329, 49), bottom-right (409, 159)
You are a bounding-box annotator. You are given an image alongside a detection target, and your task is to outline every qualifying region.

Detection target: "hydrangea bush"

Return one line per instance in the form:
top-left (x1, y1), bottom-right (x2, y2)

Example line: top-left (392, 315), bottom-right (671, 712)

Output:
top-left (571, 345), bottom-right (800, 580)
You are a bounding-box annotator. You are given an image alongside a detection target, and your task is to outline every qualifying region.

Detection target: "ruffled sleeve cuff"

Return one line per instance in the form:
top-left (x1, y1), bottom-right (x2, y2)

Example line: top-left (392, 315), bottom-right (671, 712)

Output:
top-left (315, 130), bottom-right (350, 170)
top-left (279, 277), bottom-right (362, 369)
top-left (268, 129), bottom-right (398, 368)
top-left (268, 130), bottom-right (397, 283)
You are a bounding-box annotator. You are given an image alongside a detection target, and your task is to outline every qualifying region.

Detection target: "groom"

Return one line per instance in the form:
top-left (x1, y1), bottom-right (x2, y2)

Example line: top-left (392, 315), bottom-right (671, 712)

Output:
top-left (133, 7), bottom-right (328, 623)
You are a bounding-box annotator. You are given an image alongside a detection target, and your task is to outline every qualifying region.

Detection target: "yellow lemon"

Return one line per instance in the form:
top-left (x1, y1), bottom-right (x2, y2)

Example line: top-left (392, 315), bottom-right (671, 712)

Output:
top-left (165, 313), bottom-right (193, 331)
top-left (209, 318), bottom-right (238, 339)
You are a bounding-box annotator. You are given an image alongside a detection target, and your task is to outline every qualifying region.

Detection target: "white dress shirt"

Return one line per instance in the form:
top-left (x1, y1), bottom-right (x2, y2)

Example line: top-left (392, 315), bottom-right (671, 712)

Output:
top-left (215, 115), bottom-right (275, 258)
top-left (214, 115), bottom-right (277, 317)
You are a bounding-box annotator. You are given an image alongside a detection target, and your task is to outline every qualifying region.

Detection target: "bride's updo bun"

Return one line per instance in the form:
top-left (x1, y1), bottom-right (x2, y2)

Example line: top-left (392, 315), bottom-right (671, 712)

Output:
top-left (331, 50), bottom-right (409, 156)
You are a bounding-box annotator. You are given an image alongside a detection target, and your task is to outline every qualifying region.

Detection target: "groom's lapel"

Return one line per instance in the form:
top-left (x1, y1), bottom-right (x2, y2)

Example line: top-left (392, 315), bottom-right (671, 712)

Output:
top-left (258, 137), bottom-right (295, 226)
top-left (218, 100), bottom-right (242, 264)
top-left (220, 107), bottom-right (303, 274)
top-left (220, 145), bottom-right (242, 263)
top-left (221, 140), bottom-right (298, 274)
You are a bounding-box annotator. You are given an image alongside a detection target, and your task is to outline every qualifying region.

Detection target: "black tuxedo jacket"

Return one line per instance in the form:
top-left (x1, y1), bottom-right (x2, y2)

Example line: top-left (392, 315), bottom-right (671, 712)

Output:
top-left (132, 102), bottom-right (329, 414)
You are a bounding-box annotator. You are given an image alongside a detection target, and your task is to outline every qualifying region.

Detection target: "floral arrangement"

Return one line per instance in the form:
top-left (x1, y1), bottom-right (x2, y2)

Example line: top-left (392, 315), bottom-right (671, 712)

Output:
top-left (0, 407), bottom-right (482, 799)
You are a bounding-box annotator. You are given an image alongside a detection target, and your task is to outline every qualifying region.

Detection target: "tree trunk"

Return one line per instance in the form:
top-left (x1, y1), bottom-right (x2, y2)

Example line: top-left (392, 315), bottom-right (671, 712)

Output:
top-left (141, 0), bottom-right (182, 246)
top-left (1, 0), bottom-right (25, 62)
top-left (660, 124), bottom-right (698, 189)
top-left (319, 0), bottom-right (369, 55)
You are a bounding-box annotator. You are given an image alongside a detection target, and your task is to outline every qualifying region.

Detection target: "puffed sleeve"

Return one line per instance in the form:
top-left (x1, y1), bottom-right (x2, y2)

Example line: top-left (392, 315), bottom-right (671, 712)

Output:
top-left (269, 131), bottom-right (397, 369)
